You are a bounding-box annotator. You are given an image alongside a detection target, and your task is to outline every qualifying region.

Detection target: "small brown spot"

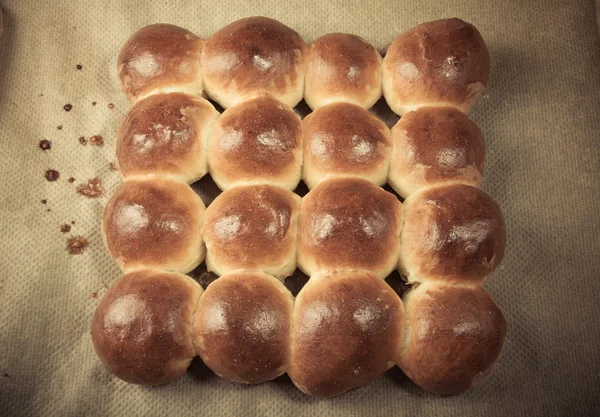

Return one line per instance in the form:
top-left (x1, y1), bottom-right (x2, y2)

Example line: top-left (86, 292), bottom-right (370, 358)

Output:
top-left (68, 177), bottom-right (75, 183)
top-left (76, 64), bottom-right (83, 70)
top-left (108, 103), bottom-right (115, 109)
top-left (60, 224), bottom-right (71, 233)
top-left (79, 136), bottom-right (87, 145)
top-left (91, 292), bottom-right (98, 299)
top-left (39, 94), bottom-right (44, 97)
top-left (92, 102), bottom-right (97, 106)
top-left (45, 169), bottom-right (60, 181)
top-left (90, 135), bottom-right (104, 146)
top-left (4, 373), bottom-right (8, 378)
top-left (57, 125), bottom-right (63, 130)
top-left (76, 178), bottom-right (105, 198)
top-left (67, 236), bottom-right (89, 255)
top-left (64, 104), bottom-right (72, 112)
top-left (39, 140), bottom-right (52, 151)
top-left (47, 209), bottom-right (51, 212)
top-left (109, 162), bottom-right (119, 171)
top-left (41, 199), bottom-right (47, 204)
top-left (71, 221), bottom-right (76, 225)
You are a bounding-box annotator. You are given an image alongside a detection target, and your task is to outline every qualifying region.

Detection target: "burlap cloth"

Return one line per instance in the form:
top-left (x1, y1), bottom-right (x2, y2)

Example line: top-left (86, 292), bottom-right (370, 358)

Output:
top-left (0, 0), bottom-right (599, 416)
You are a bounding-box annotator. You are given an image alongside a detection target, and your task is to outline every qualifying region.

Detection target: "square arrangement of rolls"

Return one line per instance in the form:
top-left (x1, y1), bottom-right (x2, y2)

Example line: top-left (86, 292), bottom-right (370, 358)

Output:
top-left (92, 16), bottom-right (507, 397)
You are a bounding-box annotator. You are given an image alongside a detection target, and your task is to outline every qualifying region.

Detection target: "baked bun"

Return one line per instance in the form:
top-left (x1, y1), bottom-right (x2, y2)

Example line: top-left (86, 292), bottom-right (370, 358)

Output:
top-left (207, 95), bottom-right (302, 190)
top-left (302, 102), bottom-right (392, 189)
top-left (202, 184), bottom-right (301, 279)
top-left (297, 178), bottom-right (402, 278)
top-left (118, 24), bottom-right (204, 103)
top-left (388, 106), bottom-right (485, 197)
top-left (399, 184), bottom-right (505, 284)
top-left (304, 33), bottom-right (382, 110)
top-left (201, 17), bottom-right (307, 108)
top-left (91, 269), bottom-right (202, 385)
top-left (116, 93), bottom-right (219, 184)
top-left (399, 282), bottom-right (506, 395)
top-left (289, 271), bottom-right (404, 397)
top-left (193, 271), bottom-right (294, 384)
top-left (382, 18), bottom-right (489, 115)
top-left (102, 178), bottom-right (206, 273)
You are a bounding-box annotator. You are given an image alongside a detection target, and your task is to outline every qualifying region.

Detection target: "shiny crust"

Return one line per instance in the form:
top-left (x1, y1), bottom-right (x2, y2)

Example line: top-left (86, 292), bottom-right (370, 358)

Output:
top-left (208, 95), bottom-right (302, 190)
top-left (382, 18), bottom-right (489, 115)
top-left (193, 271), bottom-right (294, 384)
top-left (302, 102), bottom-right (392, 189)
top-left (399, 282), bottom-right (506, 395)
top-left (304, 33), bottom-right (382, 110)
top-left (202, 184), bottom-right (301, 279)
top-left (389, 107), bottom-right (485, 197)
top-left (201, 17), bottom-right (307, 108)
top-left (289, 271), bottom-right (404, 397)
top-left (116, 93), bottom-right (219, 184)
top-left (91, 269), bottom-right (202, 385)
top-left (297, 178), bottom-right (403, 278)
top-left (399, 184), bottom-right (505, 284)
top-left (102, 179), bottom-right (206, 273)
top-left (118, 24), bottom-right (204, 102)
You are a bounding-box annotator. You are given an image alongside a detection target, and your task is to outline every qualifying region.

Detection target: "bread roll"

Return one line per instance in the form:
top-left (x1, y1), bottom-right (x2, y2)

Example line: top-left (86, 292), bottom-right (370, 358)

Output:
top-left (399, 282), bottom-right (506, 395)
top-left (102, 178), bottom-right (206, 273)
top-left (91, 269), bottom-right (202, 385)
top-left (207, 95), bottom-right (302, 190)
top-left (382, 18), bottom-right (489, 115)
top-left (399, 184), bottom-right (505, 284)
top-left (202, 184), bottom-right (301, 279)
top-left (118, 24), bottom-right (204, 103)
top-left (302, 102), bottom-right (392, 189)
top-left (304, 33), bottom-right (382, 110)
top-left (201, 17), bottom-right (307, 108)
top-left (297, 178), bottom-right (402, 278)
top-left (116, 93), bottom-right (219, 184)
top-left (389, 106), bottom-right (485, 197)
top-left (289, 271), bottom-right (404, 397)
top-left (193, 271), bottom-right (294, 384)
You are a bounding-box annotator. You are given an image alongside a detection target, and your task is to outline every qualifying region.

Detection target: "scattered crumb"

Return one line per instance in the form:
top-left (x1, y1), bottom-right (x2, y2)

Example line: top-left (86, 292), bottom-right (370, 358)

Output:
top-left (76, 178), bottom-right (105, 198)
top-left (41, 200), bottom-right (47, 205)
top-left (76, 64), bottom-right (82, 70)
top-left (68, 177), bottom-right (75, 183)
top-left (71, 221), bottom-right (76, 225)
top-left (91, 292), bottom-right (98, 299)
top-left (64, 104), bottom-right (72, 112)
top-left (92, 101), bottom-right (97, 106)
top-left (57, 125), bottom-right (63, 130)
top-left (39, 140), bottom-right (52, 151)
top-left (109, 162), bottom-right (118, 171)
top-left (78, 136), bottom-right (87, 145)
top-left (67, 236), bottom-right (89, 255)
top-left (108, 103), bottom-right (115, 109)
top-left (90, 135), bottom-right (104, 146)
top-left (60, 224), bottom-right (72, 233)
top-left (45, 169), bottom-right (60, 182)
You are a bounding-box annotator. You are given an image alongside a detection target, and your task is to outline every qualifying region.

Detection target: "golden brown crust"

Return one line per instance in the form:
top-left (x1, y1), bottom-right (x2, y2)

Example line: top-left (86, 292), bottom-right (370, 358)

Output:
top-left (389, 107), bottom-right (485, 197)
top-left (302, 102), bottom-right (392, 189)
top-left (400, 282), bottom-right (506, 395)
top-left (208, 95), bottom-right (302, 190)
top-left (90, 269), bottom-right (202, 385)
top-left (118, 24), bottom-right (204, 102)
top-left (304, 33), bottom-right (382, 109)
top-left (116, 93), bottom-right (219, 183)
top-left (201, 17), bottom-right (307, 108)
top-left (400, 184), bottom-right (505, 284)
top-left (297, 178), bottom-right (402, 278)
top-left (289, 271), bottom-right (404, 397)
top-left (193, 271), bottom-right (294, 384)
top-left (202, 184), bottom-right (301, 279)
top-left (102, 179), bottom-right (206, 273)
top-left (382, 18), bottom-right (489, 115)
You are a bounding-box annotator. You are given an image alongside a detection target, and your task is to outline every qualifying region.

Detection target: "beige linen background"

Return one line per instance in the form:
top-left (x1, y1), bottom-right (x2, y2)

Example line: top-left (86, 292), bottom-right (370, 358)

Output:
top-left (0, 0), bottom-right (599, 416)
